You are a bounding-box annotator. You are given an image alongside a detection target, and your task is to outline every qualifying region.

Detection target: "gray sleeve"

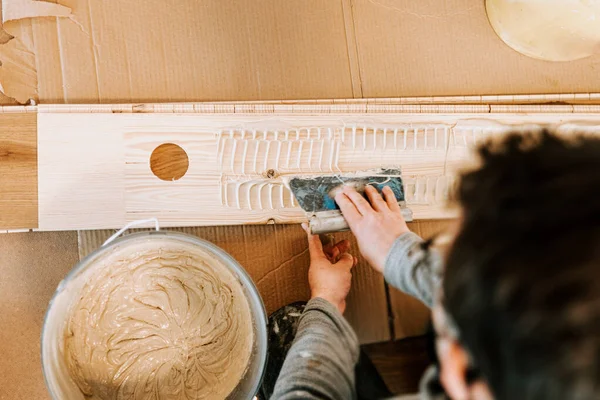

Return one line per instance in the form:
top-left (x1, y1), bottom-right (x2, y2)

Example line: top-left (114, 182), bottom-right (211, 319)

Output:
top-left (383, 232), bottom-right (443, 308)
top-left (271, 297), bottom-right (360, 400)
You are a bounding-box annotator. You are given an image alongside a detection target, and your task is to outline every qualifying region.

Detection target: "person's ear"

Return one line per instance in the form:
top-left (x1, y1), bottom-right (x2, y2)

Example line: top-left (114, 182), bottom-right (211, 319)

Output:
top-left (436, 337), bottom-right (470, 400)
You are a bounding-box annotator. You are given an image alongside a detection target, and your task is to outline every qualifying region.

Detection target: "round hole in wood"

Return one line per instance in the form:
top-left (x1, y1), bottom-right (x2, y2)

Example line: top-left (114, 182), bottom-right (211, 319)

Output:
top-left (150, 143), bottom-right (189, 181)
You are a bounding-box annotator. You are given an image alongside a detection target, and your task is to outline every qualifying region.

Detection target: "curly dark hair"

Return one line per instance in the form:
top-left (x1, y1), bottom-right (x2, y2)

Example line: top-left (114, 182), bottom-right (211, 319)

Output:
top-left (443, 130), bottom-right (600, 400)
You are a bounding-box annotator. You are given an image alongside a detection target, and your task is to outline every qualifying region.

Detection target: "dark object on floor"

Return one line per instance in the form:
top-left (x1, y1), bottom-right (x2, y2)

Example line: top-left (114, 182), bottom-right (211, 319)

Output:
top-left (362, 335), bottom-right (432, 395)
top-left (355, 350), bottom-right (393, 399)
top-left (259, 302), bottom-right (393, 400)
top-left (259, 302), bottom-right (307, 399)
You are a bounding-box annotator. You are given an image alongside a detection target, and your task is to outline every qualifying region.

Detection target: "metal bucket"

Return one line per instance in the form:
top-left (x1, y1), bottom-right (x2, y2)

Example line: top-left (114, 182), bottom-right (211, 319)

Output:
top-left (41, 227), bottom-right (268, 399)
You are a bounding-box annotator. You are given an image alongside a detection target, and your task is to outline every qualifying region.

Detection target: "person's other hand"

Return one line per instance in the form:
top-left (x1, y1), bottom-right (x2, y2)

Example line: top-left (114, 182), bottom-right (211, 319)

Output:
top-left (303, 224), bottom-right (357, 314)
top-left (335, 185), bottom-right (410, 273)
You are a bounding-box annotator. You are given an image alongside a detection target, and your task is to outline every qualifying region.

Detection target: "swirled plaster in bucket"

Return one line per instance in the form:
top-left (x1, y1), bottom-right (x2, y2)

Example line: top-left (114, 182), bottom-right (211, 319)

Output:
top-left (59, 239), bottom-right (254, 399)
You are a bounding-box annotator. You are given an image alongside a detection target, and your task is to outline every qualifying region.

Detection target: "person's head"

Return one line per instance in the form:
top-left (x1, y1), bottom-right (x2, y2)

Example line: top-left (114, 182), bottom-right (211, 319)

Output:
top-left (434, 130), bottom-right (600, 400)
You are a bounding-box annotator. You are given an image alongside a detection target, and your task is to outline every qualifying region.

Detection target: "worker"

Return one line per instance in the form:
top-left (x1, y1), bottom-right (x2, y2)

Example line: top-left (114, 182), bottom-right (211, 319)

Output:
top-left (270, 130), bottom-right (600, 400)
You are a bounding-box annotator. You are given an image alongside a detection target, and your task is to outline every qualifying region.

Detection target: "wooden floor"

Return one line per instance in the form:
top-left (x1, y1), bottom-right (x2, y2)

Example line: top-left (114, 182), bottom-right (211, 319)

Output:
top-left (363, 336), bottom-right (431, 396)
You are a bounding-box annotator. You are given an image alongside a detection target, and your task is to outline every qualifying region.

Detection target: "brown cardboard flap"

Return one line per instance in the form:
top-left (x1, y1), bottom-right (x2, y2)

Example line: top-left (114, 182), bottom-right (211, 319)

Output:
top-left (2, 0), bottom-right (70, 24)
top-left (4, 0), bottom-right (600, 106)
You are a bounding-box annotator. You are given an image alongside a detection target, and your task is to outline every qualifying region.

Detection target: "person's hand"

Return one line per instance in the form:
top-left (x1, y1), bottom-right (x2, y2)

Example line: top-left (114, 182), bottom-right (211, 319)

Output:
top-left (303, 224), bottom-right (357, 314)
top-left (335, 185), bottom-right (410, 273)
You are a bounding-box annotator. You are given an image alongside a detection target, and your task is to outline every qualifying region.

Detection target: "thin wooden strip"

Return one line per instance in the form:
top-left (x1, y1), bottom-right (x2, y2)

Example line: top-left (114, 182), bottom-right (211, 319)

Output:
top-left (573, 105), bottom-right (600, 113)
top-left (0, 113), bottom-right (38, 229)
top-left (35, 102), bottom-right (599, 115)
top-left (0, 105), bottom-right (37, 113)
top-left (490, 104), bottom-right (575, 113)
top-left (341, 0), bottom-right (364, 98)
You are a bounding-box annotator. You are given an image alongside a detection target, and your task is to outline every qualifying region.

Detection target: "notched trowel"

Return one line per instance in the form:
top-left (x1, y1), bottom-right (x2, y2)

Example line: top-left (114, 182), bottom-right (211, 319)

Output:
top-left (284, 168), bottom-right (413, 234)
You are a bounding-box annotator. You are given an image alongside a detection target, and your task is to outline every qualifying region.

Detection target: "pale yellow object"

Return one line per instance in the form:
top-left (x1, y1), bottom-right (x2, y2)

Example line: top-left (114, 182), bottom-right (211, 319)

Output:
top-left (486, 0), bottom-right (600, 61)
top-left (63, 239), bottom-right (253, 400)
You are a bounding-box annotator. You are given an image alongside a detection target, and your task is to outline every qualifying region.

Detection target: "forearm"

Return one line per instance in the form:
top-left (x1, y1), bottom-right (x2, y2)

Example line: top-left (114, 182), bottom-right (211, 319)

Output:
top-left (271, 297), bottom-right (360, 400)
top-left (383, 232), bottom-right (443, 307)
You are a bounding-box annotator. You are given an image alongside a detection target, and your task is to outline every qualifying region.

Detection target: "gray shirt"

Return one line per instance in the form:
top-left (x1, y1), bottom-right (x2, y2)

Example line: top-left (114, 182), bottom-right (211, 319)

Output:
top-left (272, 232), bottom-right (443, 399)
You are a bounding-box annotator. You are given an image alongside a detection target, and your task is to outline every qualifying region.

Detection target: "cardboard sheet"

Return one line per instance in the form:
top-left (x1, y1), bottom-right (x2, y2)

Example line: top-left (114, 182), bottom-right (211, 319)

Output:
top-left (0, 231), bottom-right (79, 400)
top-left (17, 0), bottom-right (354, 104)
top-left (350, 0), bottom-right (600, 97)
top-left (2, 0), bottom-right (599, 105)
top-left (77, 226), bottom-right (391, 344)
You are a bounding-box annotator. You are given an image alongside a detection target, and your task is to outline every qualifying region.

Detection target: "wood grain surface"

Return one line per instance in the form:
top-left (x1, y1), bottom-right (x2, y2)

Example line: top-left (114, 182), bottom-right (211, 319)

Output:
top-left (149, 143), bottom-right (190, 181)
top-left (1, 102), bottom-right (599, 230)
top-left (0, 113), bottom-right (37, 229)
top-left (37, 106), bottom-right (600, 231)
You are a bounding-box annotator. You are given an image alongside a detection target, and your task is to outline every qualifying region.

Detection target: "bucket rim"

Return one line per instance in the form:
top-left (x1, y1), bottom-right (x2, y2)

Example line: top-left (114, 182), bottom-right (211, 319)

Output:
top-left (41, 229), bottom-right (268, 400)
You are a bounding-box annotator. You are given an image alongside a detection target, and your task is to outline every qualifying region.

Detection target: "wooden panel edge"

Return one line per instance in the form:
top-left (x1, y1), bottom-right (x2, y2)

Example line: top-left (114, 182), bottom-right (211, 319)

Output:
top-left (0, 113), bottom-right (38, 229)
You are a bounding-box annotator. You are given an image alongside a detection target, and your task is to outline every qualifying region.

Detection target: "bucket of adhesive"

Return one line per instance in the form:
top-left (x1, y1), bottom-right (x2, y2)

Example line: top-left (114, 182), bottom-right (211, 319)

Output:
top-left (41, 220), bottom-right (267, 400)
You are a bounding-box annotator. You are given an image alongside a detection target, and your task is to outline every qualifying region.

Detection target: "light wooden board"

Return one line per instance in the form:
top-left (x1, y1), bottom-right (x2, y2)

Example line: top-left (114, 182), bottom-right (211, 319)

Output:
top-left (37, 104), bottom-right (600, 230)
top-left (78, 225), bottom-right (391, 344)
top-left (0, 112), bottom-right (37, 229)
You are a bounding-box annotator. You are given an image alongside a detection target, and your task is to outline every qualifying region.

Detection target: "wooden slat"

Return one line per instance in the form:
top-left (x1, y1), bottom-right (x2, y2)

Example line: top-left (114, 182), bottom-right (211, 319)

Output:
top-left (36, 108), bottom-right (600, 231)
top-left (0, 102), bottom-right (598, 230)
top-left (78, 226), bottom-right (391, 344)
top-left (0, 113), bottom-right (37, 229)
top-left (390, 219), bottom-right (454, 340)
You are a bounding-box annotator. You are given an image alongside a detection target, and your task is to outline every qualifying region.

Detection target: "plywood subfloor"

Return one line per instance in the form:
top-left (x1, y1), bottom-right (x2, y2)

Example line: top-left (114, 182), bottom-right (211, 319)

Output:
top-left (0, 231), bottom-right (79, 400)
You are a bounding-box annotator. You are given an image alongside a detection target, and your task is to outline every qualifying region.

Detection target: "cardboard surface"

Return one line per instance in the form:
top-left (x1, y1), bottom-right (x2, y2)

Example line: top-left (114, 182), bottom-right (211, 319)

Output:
top-left (351, 0), bottom-right (600, 97)
top-left (78, 226), bottom-right (391, 344)
top-left (0, 112), bottom-right (37, 229)
top-left (0, 0), bottom-right (355, 104)
top-left (2, 0), bottom-right (600, 104)
top-left (0, 231), bottom-right (79, 400)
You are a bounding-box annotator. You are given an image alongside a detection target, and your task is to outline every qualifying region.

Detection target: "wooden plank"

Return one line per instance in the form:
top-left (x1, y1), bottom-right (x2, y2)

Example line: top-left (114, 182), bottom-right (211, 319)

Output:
top-left (390, 219), bottom-right (454, 340)
top-left (0, 113), bottom-right (37, 229)
top-left (78, 226), bottom-right (391, 344)
top-left (36, 107), bottom-right (600, 231)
